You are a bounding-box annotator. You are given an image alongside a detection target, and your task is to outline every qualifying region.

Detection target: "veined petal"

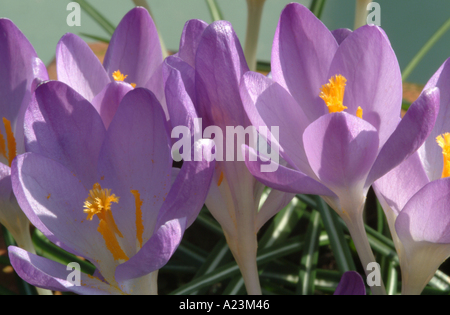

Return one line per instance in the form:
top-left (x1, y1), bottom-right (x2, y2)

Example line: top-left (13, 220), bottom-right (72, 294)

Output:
top-left (98, 88), bottom-right (172, 256)
top-left (243, 145), bottom-right (336, 197)
top-left (256, 188), bottom-right (295, 232)
top-left (9, 246), bottom-right (122, 295)
top-left (178, 19), bottom-right (209, 68)
top-left (195, 20), bottom-right (249, 128)
top-left (303, 112), bottom-right (379, 195)
top-left (328, 25), bottom-right (402, 147)
top-left (103, 7), bottom-right (162, 89)
top-left (366, 87), bottom-right (439, 187)
top-left (115, 218), bottom-right (186, 287)
top-left (24, 81), bottom-right (106, 186)
top-left (91, 81), bottom-right (133, 130)
top-left (56, 33), bottom-right (110, 102)
top-left (331, 28), bottom-right (352, 45)
top-left (420, 58), bottom-right (450, 181)
top-left (271, 3), bottom-right (338, 122)
top-left (240, 71), bottom-right (313, 176)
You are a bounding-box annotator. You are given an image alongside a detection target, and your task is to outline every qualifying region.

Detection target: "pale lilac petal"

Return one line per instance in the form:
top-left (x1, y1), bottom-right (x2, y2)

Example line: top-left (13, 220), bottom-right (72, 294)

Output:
top-left (24, 81), bottom-right (106, 186)
top-left (195, 20), bottom-right (249, 128)
top-left (303, 112), bottom-right (379, 192)
top-left (11, 153), bottom-right (113, 262)
top-left (98, 88), bottom-right (172, 254)
top-left (0, 19), bottom-right (48, 156)
top-left (163, 56), bottom-right (197, 133)
top-left (420, 58), bottom-right (450, 181)
top-left (178, 19), bottom-right (208, 68)
top-left (9, 246), bottom-right (122, 295)
top-left (334, 271), bottom-right (366, 295)
top-left (331, 28), bottom-right (352, 45)
top-left (243, 145), bottom-right (336, 197)
top-left (271, 3), bottom-right (338, 122)
top-left (103, 7), bottom-right (162, 89)
top-left (366, 87), bottom-right (439, 186)
top-left (328, 25), bottom-right (402, 147)
top-left (115, 218), bottom-right (186, 285)
top-left (91, 81), bottom-right (133, 129)
top-left (240, 71), bottom-right (313, 176)
top-left (373, 152), bottom-right (430, 217)
top-left (396, 177), bottom-right (450, 244)
top-left (56, 33), bottom-right (110, 102)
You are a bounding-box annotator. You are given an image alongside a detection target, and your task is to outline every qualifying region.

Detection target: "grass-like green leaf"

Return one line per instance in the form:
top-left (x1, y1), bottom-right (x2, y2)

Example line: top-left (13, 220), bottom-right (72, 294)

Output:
top-left (74, 0), bottom-right (116, 35)
top-left (205, 0), bottom-right (224, 22)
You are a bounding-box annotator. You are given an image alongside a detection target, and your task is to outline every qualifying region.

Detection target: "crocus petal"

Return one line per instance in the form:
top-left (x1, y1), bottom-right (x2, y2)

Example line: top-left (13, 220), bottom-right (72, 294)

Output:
top-left (56, 33), bottom-right (110, 102)
top-left (9, 246), bottom-right (122, 295)
top-left (271, 3), bottom-right (338, 122)
top-left (98, 88), bottom-right (172, 255)
top-left (373, 152), bottom-right (430, 217)
top-left (334, 271), bottom-right (366, 295)
top-left (103, 7), bottom-right (162, 89)
top-left (91, 81), bottom-right (133, 129)
top-left (240, 71), bottom-right (313, 176)
top-left (195, 20), bottom-right (249, 128)
top-left (396, 177), bottom-right (450, 244)
top-left (303, 112), bottom-right (379, 194)
top-left (11, 153), bottom-right (115, 265)
top-left (0, 19), bottom-right (48, 157)
top-left (115, 218), bottom-right (186, 286)
top-left (243, 145), bottom-right (336, 197)
top-left (331, 28), bottom-right (352, 45)
top-left (366, 87), bottom-right (439, 187)
top-left (24, 81), bottom-right (107, 186)
top-left (178, 19), bottom-right (209, 68)
top-left (163, 56), bottom-right (197, 133)
top-left (328, 25), bottom-right (402, 148)
top-left (419, 58), bottom-right (450, 181)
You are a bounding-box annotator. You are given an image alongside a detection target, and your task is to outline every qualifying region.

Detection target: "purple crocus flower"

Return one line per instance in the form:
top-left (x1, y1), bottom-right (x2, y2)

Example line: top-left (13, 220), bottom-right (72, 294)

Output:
top-left (239, 3), bottom-right (439, 294)
top-left (374, 58), bottom-right (450, 295)
top-left (334, 271), bottom-right (366, 296)
top-left (163, 19), bottom-right (333, 295)
top-left (56, 7), bottom-right (166, 128)
top-left (0, 18), bottom-right (48, 252)
top-left (8, 81), bottom-right (215, 295)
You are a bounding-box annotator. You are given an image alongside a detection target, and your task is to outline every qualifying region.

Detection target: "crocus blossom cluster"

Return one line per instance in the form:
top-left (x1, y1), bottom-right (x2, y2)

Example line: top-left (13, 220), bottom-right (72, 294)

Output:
top-left (1, 2), bottom-right (450, 296)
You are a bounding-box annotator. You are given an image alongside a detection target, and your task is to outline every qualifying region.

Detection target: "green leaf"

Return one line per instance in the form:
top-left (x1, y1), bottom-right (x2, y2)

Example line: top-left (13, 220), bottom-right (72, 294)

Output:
top-left (297, 209), bottom-right (321, 295)
top-left (402, 100), bottom-right (412, 111)
top-left (79, 32), bottom-right (110, 44)
top-left (170, 237), bottom-right (303, 295)
top-left (402, 16), bottom-right (450, 81)
top-left (205, 0), bottom-right (224, 22)
top-left (74, 0), bottom-right (116, 36)
top-left (309, 0), bottom-right (327, 19)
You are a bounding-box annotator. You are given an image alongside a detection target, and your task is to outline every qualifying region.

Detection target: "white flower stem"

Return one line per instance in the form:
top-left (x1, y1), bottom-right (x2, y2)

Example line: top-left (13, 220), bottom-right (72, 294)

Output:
top-left (244, 0), bottom-right (266, 72)
top-left (354, 0), bottom-right (372, 30)
top-left (224, 230), bottom-right (262, 295)
top-left (343, 212), bottom-right (386, 295)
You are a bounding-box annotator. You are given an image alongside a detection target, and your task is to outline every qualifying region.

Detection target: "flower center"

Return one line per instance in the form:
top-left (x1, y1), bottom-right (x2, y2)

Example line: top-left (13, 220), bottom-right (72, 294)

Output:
top-left (112, 70), bottom-right (136, 88)
top-left (0, 117), bottom-right (17, 167)
top-left (436, 133), bottom-right (450, 178)
top-left (320, 75), bottom-right (363, 118)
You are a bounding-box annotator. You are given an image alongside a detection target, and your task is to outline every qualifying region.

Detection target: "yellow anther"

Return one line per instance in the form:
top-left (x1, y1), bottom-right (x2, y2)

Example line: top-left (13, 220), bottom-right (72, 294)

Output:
top-left (112, 70), bottom-right (136, 88)
top-left (437, 133), bottom-right (450, 178)
top-left (356, 106), bottom-right (363, 119)
top-left (320, 75), bottom-right (348, 113)
top-left (84, 183), bottom-right (128, 261)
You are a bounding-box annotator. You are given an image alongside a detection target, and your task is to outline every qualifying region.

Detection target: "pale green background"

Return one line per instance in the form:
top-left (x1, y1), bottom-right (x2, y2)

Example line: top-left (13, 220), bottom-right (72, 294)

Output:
top-left (1, 0), bottom-right (450, 84)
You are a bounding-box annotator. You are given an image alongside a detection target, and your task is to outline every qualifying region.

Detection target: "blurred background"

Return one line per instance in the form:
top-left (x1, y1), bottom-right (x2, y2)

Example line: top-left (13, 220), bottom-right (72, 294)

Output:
top-left (1, 0), bottom-right (450, 84)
